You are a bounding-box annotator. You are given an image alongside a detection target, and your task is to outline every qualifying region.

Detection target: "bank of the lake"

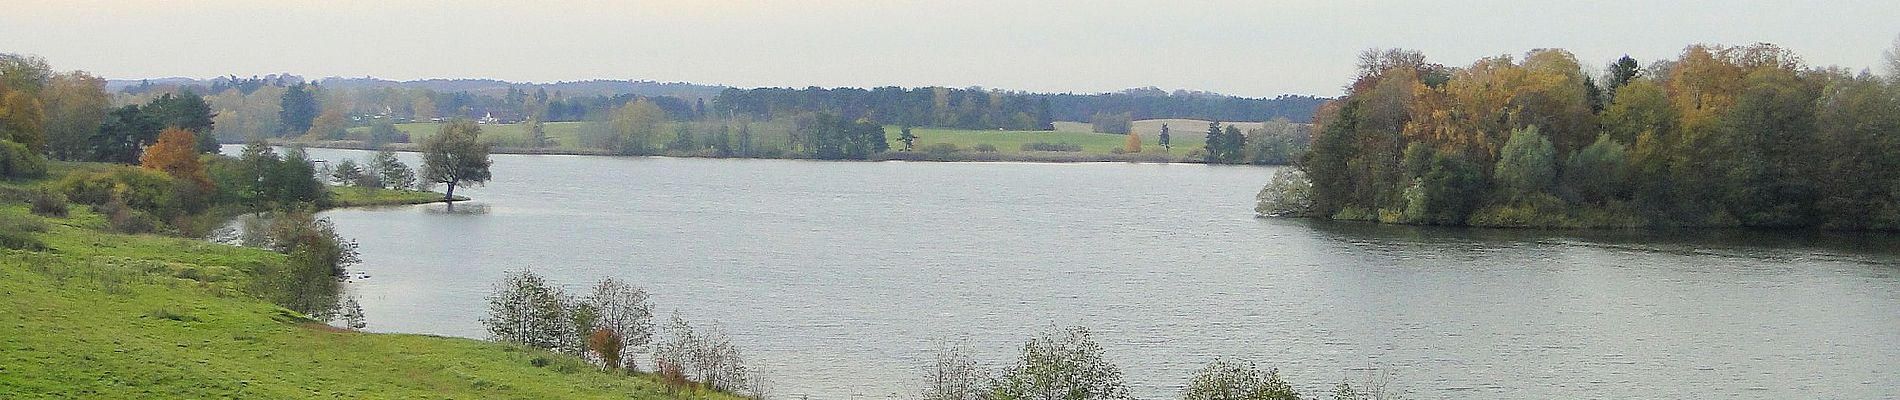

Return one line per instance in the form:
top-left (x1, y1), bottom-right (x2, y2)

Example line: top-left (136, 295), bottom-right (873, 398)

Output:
top-left (275, 138), bottom-right (1214, 164)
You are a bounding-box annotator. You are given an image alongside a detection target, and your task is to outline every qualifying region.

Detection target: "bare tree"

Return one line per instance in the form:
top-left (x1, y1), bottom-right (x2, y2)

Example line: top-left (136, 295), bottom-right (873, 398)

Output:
top-left (585, 278), bottom-right (655, 370)
top-left (920, 342), bottom-right (987, 400)
top-left (1330, 367), bottom-right (1405, 400)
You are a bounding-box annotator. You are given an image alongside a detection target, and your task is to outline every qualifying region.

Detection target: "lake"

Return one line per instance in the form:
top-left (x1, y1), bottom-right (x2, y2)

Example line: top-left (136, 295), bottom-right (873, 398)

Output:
top-left (265, 146), bottom-right (1900, 399)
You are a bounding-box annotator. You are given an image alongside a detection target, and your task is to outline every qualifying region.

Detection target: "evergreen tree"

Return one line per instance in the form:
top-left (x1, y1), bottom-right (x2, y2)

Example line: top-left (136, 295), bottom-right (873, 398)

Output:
top-left (278, 83), bottom-right (318, 135)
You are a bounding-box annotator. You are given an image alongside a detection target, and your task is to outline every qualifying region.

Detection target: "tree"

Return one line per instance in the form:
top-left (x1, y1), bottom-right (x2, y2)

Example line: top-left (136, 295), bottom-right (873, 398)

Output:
top-left (605, 99), bottom-right (666, 155)
top-left (40, 71), bottom-right (109, 160)
top-left (0, 81), bottom-right (45, 153)
top-left (281, 147), bottom-right (328, 202)
top-left (482, 269), bottom-right (572, 351)
top-left (330, 158), bottom-right (371, 187)
top-left (339, 296), bottom-right (367, 330)
top-left (1885, 34), bottom-right (1900, 82)
top-left (93, 104), bottom-right (160, 164)
top-left (584, 278), bottom-right (654, 371)
top-left (279, 83), bottom-right (318, 135)
top-left (250, 211), bottom-right (358, 317)
top-left (1158, 124), bottom-right (1171, 153)
top-left (145, 90), bottom-right (217, 152)
top-left (1124, 131), bottom-right (1142, 153)
top-left (1606, 55), bottom-right (1643, 95)
top-left (367, 120), bottom-right (406, 147)
top-left (1493, 126), bottom-right (1557, 200)
top-left (920, 343), bottom-right (987, 400)
top-left (1559, 134), bottom-right (1631, 205)
top-left (368, 150), bottom-right (416, 190)
top-left (898, 125), bottom-right (918, 151)
top-left (989, 326), bottom-right (1131, 400)
top-left (587, 328), bottom-right (624, 371)
top-left (526, 117), bottom-right (551, 148)
top-left (666, 123), bottom-right (696, 152)
top-left (139, 128), bottom-right (214, 191)
top-left (1180, 359), bottom-right (1299, 400)
top-left (305, 107), bottom-right (347, 140)
top-left (420, 120), bottom-right (492, 201)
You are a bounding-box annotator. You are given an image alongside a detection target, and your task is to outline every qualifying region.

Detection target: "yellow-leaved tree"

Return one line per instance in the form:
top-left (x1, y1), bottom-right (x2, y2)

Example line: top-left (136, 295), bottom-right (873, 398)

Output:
top-left (140, 128), bottom-right (213, 191)
top-left (1124, 131), bottom-right (1142, 153)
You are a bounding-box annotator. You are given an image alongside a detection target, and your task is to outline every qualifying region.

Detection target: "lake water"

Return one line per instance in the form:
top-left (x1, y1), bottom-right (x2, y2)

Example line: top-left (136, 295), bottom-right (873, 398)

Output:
top-left (260, 146), bottom-right (1900, 399)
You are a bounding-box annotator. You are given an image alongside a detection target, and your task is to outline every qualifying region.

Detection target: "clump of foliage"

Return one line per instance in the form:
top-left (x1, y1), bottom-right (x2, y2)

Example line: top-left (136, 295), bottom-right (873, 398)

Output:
top-left (989, 326), bottom-right (1132, 400)
top-left (1020, 142), bottom-right (1082, 152)
top-left (245, 210), bottom-right (359, 318)
top-left (1293, 43), bottom-right (1900, 230)
top-left (28, 187), bottom-right (67, 217)
top-left (0, 210), bottom-right (49, 250)
top-left (1180, 359), bottom-right (1300, 400)
top-left (1256, 168), bottom-right (1314, 217)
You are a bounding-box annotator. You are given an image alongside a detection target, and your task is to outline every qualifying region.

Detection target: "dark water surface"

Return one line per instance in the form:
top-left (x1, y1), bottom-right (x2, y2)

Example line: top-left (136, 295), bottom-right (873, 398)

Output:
top-left (258, 146), bottom-right (1900, 399)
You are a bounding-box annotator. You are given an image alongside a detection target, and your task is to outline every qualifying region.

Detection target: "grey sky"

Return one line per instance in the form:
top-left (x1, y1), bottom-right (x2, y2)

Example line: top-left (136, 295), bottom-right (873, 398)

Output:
top-left (2, 0), bottom-right (1895, 97)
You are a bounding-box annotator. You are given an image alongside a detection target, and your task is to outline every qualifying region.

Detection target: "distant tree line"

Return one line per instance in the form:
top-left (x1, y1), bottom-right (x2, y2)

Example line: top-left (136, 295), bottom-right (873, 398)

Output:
top-left (1266, 40), bottom-right (1900, 230)
top-left (713, 86), bottom-right (1326, 131)
top-left (1048, 87), bottom-right (1328, 123)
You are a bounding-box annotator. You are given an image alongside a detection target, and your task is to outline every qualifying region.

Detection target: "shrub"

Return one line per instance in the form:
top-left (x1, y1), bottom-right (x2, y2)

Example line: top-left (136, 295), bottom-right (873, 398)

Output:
top-left (96, 197), bottom-right (163, 234)
top-left (0, 140), bottom-right (47, 179)
top-left (1181, 359), bottom-right (1299, 400)
top-left (1019, 142), bottom-right (1082, 152)
top-left (989, 326), bottom-right (1130, 400)
top-left (1255, 169), bottom-right (1314, 217)
top-left (0, 211), bottom-right (49, 251)
top-left (971, 143), bottom-right (998, 152)
top-left (1467, 193), bottom-right (1572, 228)
top-left (58, 166), bottom-right (177, 211)
top-left (586, 328), bottom-right (624, 371)
top-left (29, 187), bottom-right (67, 217)
top-left (921, 143), bottom-right (961, 157)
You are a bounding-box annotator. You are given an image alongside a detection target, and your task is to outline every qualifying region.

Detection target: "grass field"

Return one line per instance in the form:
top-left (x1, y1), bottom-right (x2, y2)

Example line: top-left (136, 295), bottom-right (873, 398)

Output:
top-left (0, 173), bottom-right (739, 399)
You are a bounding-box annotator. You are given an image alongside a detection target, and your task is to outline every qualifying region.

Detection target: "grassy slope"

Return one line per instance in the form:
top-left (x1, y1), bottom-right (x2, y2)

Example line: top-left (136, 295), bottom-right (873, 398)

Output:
top-left (0, 176), bottom-right (736, 399)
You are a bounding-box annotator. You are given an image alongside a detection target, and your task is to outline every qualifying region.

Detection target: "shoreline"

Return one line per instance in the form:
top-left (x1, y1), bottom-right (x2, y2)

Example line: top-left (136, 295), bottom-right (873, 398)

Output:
top-left (268, 139), bottom-right (1267, 165)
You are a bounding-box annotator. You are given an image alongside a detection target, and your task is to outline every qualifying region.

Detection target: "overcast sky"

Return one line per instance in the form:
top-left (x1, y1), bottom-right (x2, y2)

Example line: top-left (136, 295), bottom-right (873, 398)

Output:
top-left (2, 1), bottom-right (1895, 97)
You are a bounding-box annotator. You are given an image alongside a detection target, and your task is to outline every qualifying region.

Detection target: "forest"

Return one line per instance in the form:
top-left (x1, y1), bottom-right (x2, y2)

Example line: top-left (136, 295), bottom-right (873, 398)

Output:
top-left (1260, 43), bottom-right (1900, 230)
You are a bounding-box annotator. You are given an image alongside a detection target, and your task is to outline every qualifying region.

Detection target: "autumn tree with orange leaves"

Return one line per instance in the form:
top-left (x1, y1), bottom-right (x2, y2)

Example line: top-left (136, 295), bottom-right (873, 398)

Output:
top-left (140, 127), bottom-right (214, 191)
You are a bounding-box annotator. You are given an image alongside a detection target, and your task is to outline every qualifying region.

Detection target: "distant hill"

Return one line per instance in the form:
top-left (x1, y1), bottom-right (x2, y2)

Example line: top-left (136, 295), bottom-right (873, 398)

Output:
top-left (107, 76), bottom-right (727, 101)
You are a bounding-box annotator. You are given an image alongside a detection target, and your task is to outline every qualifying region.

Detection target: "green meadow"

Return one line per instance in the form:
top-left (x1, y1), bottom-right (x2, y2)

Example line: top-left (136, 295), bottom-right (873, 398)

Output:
top-left (0, 170), bottom-right (739, 400)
